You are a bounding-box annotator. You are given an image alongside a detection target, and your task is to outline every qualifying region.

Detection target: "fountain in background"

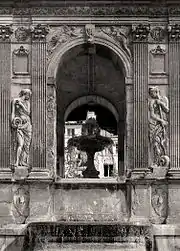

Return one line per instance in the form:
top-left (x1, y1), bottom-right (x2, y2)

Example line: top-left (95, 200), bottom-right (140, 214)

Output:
top-left (67, 111), bottom-right (113, 178)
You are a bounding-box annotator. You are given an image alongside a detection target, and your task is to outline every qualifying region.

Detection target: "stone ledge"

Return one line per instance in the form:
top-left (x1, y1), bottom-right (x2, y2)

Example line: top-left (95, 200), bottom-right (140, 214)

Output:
top-left (0, 224), bottom-right (27, 236)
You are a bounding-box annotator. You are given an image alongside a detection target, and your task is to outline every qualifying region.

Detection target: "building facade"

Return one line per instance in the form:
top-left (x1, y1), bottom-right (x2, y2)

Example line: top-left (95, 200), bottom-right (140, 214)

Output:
top-left (0, 0), bottom-right (180, 250)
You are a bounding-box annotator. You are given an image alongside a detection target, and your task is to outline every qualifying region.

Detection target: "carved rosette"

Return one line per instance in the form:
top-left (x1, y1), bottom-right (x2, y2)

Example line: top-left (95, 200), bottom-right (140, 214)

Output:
top-left (0, 25), bottom-right (13, 42)
top-left (31, 24), bottom-right (49, 41)
top-left (11, 185), bottom-right (30, 224)
top-left (132, 24), bottom-right (150, 41)
top-left (15, 27), bottom-right (30, 41)
top-left (150, 185), bottom-right (168, 224)
top-left (168, 24), bottom-right (180, 41)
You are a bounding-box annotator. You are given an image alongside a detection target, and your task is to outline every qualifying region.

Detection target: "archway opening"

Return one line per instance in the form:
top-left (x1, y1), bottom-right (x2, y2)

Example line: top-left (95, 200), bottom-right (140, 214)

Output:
top-left (56, 43), bottom-right (126, 178)
top-left (64, 104), bottom-right (118, 178)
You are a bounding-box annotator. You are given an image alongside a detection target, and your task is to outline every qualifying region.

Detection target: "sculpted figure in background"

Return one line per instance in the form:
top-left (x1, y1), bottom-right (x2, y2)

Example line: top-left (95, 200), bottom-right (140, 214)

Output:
top-left (148, 87), bottom-right (169, 167)
top-left (11, 89), bottom-right (32, 167)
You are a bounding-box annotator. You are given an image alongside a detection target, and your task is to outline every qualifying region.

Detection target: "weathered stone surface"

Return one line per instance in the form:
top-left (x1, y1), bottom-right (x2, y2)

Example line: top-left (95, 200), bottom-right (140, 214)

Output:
top-left (167, 184), bottom-right (180, 223)
top-left (54, 188), bottom-right (128, 221)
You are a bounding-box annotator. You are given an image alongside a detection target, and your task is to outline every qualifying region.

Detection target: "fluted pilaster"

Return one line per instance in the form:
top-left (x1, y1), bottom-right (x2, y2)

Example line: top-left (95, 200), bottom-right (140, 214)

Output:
top-left (31, 25), bottom-right (49, 170)
top-left (132, 24), bottom-right (149, 172)
top-left (0, 25), bottom-right (12, 171)
top-left (168, 24), bottom-right (180, 173)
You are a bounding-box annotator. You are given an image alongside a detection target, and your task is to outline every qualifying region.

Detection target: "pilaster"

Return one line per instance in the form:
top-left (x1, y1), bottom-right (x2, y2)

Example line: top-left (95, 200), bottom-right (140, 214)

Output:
top-left (0, 25), bottom-right (13, 178)
top-left (168, 24), bottom-right (180, 178)
top-left (131, 24), bottom-right (150, 178)
top-left (30, 24), bottom-right (50, 179)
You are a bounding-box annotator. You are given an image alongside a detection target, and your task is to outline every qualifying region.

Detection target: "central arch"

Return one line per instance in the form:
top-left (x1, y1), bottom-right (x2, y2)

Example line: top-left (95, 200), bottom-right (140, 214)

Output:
top-left (48, 36), bottom-right (131, 178)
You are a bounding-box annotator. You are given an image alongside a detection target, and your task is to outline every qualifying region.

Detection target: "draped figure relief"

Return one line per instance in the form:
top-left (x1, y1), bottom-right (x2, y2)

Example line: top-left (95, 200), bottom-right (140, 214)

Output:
top-left (11, 89), bottom-right (32, 167)
top-left (148, 87), bottom-right (170, 168)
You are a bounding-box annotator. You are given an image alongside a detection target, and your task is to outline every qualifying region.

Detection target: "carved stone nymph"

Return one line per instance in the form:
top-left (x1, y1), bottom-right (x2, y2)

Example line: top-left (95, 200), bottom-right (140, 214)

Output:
top-left (31, 24), bottom-right (49, 41)
top-left (168, 24), bottom-right (180, 40)
top-left (148, 86), bottom-right (170, 168)
top-left (85, 24), bottom-right (95, 44)
top-left (47, 26), bottom-right (83, 56)
top-left (11, 89), bottom-right (32, 167)
top-left (150, 27), bottom-right (165, 42)
top-left (12, 185), bottom-right (29, 224)
top-left (132, 24), bottom-right (150, 41)
top-left (0, 25), bottom-right (13, 41)
top-left (100, 26), bottom-right (131, 57)
top-left (15, 27), bottom-right (30, 41)
top-left (151, 185), bottom-right (168, 224)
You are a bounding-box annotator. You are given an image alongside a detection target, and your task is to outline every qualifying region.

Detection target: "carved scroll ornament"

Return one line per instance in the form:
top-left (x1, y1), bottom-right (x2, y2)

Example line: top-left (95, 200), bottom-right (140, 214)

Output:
top-left (11, 89), bottom-right (32, 167)
top-left (148, 87), bottom-right (170, 168)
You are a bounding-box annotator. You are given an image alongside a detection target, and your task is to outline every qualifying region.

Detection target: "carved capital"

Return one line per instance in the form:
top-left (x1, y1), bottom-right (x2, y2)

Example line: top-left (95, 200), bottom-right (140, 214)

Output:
top-left (168, 24), bottom-right (180, 41)
top-left (31, 24), bottom-right (49, 41)
top-left (132, 24), bottom-right (150, 41)
top-left (15, 27), bottom-right (30, 41)
top-left (0, 25), bottom-right (13, 42)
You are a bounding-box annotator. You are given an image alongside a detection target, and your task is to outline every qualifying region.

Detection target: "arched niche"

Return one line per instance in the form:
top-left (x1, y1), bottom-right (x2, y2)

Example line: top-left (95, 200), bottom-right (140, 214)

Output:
top-left (53, 42), bottom-right (127, 178)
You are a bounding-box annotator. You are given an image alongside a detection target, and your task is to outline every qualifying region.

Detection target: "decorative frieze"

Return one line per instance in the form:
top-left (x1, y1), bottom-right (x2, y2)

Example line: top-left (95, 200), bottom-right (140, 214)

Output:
top-left (148, 87), bottom-right (169, 168)
top-left (15, 27), bottom-right (30, 42)
top-left (11, 89), bottom-right (32, 167)
top-left (132, 24), bottom-right (150, 41)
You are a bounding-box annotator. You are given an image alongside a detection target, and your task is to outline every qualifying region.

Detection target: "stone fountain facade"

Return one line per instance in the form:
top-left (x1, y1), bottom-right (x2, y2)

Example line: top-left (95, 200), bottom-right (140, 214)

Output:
top-left (0, 0), bottom-right (180, 250)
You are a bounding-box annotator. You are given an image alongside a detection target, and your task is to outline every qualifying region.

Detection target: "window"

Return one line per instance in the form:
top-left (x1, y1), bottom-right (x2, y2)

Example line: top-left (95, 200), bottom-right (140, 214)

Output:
top-left (104, 164), bottom-right (114, 177)
top-left (67, 128), bottom-right (75, 136)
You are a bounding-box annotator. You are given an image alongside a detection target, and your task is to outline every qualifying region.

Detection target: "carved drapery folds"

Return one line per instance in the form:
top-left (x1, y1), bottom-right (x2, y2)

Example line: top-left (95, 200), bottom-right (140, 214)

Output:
top-left (148, 87), bottom-right (169, 168)
top-left (11, 89), bottom-right (32, 167)
top-left (12, 185), bottom-right (30, 224)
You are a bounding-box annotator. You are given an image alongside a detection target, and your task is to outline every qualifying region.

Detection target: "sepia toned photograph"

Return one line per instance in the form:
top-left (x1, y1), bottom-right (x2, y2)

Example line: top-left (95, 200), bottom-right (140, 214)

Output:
top-left (0, 0), bottom-right (179, 250)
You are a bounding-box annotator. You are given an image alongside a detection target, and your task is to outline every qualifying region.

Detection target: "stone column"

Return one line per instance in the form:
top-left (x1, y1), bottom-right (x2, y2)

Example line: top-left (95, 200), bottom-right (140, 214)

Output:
top-left (30, 24), bottom-right (49, 179)
top-left (131, 24), bottom-right (150, 178)
top-left (0, 25), bottom-right (13, 178)
top-left (168, 24), bottom-right (180, 177)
